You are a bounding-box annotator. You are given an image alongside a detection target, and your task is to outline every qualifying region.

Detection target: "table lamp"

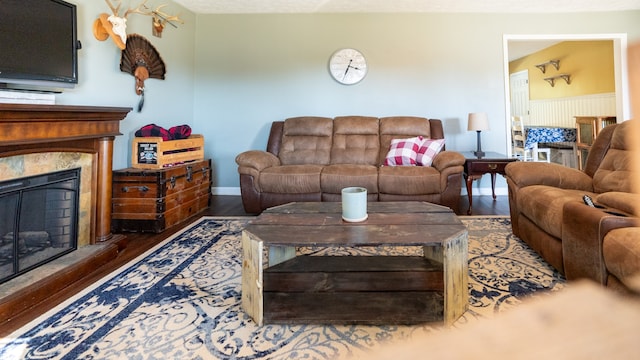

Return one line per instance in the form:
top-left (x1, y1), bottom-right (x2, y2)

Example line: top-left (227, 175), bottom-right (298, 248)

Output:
top-left (468, 112), bottom-right (490, 157)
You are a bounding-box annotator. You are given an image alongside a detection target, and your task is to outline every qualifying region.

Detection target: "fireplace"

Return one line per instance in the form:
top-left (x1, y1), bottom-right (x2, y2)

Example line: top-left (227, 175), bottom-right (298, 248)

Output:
top-left (0, 104), bottom-right (130, 326)
top-left (0, 168), bottom-right (80, 284)
top-left (0, 104), bottom-right (130, 244)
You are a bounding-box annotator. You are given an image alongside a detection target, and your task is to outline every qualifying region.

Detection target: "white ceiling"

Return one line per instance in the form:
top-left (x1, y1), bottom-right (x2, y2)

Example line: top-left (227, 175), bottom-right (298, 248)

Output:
top-left (174, 0), bottom-right (640, 14)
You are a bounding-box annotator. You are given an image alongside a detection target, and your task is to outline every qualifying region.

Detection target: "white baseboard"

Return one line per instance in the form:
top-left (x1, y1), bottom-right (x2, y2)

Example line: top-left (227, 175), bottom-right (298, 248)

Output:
top-left (211, 186), bottom-right (507, 197)
top-left (212, 187), bottom-right (241, 195)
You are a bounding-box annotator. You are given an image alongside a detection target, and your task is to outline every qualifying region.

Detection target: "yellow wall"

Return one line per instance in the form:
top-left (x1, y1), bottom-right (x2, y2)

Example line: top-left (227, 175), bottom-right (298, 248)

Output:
top-left (509, 41), bottom-right (614, 100)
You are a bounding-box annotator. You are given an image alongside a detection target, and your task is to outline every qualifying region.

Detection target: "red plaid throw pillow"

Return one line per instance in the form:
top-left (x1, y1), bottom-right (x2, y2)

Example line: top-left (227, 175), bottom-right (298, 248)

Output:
top-left (135, 123), bottom-right (171, 141)
top-left (416, 139), bottom-right (445, 166)
top-left (169, 125), bottom-right (192, 140)
top-left (383, 136), bottom-right (425, 166)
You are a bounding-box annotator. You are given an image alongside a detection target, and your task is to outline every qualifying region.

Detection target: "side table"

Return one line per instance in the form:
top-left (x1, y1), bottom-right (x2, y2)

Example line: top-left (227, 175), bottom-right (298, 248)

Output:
top-left (462, 152), bottom-right (517, 215)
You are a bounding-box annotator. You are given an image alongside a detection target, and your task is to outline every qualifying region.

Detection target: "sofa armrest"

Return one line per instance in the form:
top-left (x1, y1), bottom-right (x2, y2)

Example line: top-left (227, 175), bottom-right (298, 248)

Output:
top-left (431, 150), bottom-right (465, 172)
top-left (505, 162), bottom-right (593, 191)
top-left (235, 150), bottom-right (280, 175)
top-left (562, 201), bottom-right (640, 284)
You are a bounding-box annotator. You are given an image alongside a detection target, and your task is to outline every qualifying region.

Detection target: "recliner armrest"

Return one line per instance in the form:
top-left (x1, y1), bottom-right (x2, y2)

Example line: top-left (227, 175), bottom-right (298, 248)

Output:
top-left (235, 150), bottom-right (280, 173)
top-left (431, 151), bottom-right (465, 172)
top-left (562, 201), bottom-right (640, 283)
top-left (505, 162), bottom-right (593, 191)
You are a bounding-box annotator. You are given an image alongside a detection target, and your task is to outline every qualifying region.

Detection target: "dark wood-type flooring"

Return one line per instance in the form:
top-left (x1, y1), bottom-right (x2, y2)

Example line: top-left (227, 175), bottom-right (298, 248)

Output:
top-left (0, 195), bottom-right (508, 336)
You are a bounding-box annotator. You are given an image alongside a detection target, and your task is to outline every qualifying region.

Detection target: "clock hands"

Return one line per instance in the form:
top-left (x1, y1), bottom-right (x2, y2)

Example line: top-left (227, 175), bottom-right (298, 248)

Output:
top-left (342, 59), bottom-right (364, 80)
top-left (343, 59), bottom-right (353, 80)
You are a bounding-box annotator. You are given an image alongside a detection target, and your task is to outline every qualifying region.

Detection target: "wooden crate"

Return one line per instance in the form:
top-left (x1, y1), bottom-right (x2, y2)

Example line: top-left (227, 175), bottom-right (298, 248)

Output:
top-left (111, 159), bottom-right (211, 233)
top-left (131, 134), bottom-right (204, 169)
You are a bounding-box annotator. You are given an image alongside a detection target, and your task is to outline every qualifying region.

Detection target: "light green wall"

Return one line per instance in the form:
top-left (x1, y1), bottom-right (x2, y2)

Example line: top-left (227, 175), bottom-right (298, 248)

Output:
top-left (193, 12), bottom-right (640, 190)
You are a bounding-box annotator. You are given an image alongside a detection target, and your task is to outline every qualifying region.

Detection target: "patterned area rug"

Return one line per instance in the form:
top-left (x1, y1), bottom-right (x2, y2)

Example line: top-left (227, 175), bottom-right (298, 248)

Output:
top-left (1, 216), bottom-right (565, 359)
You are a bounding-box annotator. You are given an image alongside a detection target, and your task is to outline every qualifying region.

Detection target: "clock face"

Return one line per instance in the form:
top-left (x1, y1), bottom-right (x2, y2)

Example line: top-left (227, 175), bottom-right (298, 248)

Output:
top-left (329, 48), bottom-right (367, 85)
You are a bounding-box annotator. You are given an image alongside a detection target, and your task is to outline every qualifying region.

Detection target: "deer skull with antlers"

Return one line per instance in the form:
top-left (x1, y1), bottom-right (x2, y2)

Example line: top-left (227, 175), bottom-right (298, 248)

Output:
top-left (93, 0), bottom-right (151, 49)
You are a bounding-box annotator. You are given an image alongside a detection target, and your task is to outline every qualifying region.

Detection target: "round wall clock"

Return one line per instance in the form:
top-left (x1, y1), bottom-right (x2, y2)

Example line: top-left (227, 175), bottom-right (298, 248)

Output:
top-left (329, 48), bottom-right (368, 85)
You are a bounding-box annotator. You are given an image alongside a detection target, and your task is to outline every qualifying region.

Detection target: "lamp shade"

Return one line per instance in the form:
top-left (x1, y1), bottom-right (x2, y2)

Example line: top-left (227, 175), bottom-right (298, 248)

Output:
top-left (467, 112), bottom-right (490, 131)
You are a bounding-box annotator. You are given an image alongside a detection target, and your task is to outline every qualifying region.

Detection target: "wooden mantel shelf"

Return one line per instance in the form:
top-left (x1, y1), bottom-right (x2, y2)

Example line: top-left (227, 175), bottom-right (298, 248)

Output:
top-left (0, 104), bottom-right (131, 146)
top-left (0, 103), bottom-right (131, 243)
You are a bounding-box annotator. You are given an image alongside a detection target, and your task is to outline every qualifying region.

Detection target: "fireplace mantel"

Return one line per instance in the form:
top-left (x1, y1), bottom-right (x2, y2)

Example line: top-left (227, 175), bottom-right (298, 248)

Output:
top-left (0, 104), bottom-right (131, 243)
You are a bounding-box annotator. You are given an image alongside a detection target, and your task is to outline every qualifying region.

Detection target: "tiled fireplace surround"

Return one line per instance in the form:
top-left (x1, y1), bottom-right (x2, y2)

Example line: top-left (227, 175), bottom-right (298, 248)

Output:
top-left (0, 104), bottom-right (130, 324)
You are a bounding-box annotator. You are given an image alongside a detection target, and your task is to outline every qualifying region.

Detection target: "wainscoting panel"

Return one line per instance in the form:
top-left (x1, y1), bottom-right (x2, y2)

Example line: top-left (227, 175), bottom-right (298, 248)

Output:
top-left (529, 93), bottom-right (617, 127)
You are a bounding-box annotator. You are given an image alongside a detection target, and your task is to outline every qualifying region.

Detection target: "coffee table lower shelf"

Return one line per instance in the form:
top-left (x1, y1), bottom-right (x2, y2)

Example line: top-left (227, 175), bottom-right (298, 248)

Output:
top-left (263, 255), bottom-right (444, 325)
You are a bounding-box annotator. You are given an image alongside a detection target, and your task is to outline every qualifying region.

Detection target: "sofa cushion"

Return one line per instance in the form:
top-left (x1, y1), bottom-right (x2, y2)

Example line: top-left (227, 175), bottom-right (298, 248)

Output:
top-left (383, 136), bottom-right (425, 166)
top-left (330, 116), bottom-right (380, 166)
top-left (603, 227), bottom-right (640, 286)
top-left (378, 165), bottom-right (441, 195)
top-left (417, 139), bottom-right (445, 166)
top-left (279, 117), bottom-right (333, 166)
top-left (379, 117), bottom-right (432, 165)
top-left (320, 164), bottom-right (379, 194)
top-left (595, 192), bottom-right (640, 216)
top-left (259, 165), bottom-right (323, 193)
top-left (518, 185), bottom-right (598, 239)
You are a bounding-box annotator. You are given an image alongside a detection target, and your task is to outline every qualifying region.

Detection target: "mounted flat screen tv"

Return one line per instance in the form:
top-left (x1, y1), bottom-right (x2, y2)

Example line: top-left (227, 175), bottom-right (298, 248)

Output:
top-left (0, 0), bottom-right (79, 92)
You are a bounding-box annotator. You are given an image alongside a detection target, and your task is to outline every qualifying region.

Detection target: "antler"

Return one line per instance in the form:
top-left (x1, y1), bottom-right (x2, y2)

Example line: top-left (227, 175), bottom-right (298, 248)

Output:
top-left (123, 0), bottom-right (150, 18)
top-left (104, 0), bottom-right (122, 16)
top-left (150, 4), bottom-right (184, 27)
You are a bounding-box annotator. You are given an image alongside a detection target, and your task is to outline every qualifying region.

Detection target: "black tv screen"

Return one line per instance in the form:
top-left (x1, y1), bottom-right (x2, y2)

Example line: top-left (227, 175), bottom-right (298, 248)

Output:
top-left (0, 0), bottom-right (78, 92)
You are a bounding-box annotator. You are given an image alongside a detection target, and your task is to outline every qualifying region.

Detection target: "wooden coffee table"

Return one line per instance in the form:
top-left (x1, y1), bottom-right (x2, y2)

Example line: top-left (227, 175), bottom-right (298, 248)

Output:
top-left (241, 202), bottom-right (468, 326)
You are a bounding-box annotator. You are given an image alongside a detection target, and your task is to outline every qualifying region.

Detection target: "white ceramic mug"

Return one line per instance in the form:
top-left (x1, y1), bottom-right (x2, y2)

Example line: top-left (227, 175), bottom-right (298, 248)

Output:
top-left (341, 187), bottom-right (368, 222)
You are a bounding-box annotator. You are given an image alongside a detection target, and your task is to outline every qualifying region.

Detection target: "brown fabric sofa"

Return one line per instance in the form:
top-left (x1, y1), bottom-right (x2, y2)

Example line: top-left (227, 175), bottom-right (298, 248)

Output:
top-left (235, 116), bottom-right (465, 214)
top-left (505, 120), bottom-right (640, 292)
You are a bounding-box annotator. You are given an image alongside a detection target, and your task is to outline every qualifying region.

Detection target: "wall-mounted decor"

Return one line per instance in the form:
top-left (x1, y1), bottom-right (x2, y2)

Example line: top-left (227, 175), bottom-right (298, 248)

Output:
top-left (544, 74), bottom-right (571, 87)
top-left (120, 34), bottom-right (166, 112)
top-left (535, 60), bottom-right (560, 73)
top-left (329, 48), bottom-right (368, 85)
top-left (148, 4), bottom-right (183, 37)
top-left (93, 0), bottom-right (183, 49)
top-left (535, 59), bottom-right (570, 87)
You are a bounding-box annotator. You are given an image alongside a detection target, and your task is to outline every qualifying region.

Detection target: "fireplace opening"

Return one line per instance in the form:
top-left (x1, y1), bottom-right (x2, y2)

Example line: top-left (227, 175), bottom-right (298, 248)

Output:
top-left (0, 168), bottom-right (80, 284)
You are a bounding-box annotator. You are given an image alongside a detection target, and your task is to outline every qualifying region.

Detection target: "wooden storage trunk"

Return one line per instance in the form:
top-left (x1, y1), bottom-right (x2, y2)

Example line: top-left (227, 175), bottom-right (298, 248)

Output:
top-left (111, 159), bottom-right (211, 233)
top-left (131, 134), bottom-right (204, 169)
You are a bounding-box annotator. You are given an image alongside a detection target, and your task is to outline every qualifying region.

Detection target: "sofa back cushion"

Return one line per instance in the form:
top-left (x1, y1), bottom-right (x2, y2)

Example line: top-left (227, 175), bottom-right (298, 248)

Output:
top-left (379, 116), bottom-right (432, 166)
top-left (593, 120), bottom-right (637, 193)
top-left (279, 116), bottom-right (333, 165)
top-left (330, 116), bottom-right (380, 165)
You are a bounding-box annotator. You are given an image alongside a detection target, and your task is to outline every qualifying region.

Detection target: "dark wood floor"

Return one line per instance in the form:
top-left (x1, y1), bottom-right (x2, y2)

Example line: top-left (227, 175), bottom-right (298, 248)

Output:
top-left (0, 195), bottom-right (509, 336)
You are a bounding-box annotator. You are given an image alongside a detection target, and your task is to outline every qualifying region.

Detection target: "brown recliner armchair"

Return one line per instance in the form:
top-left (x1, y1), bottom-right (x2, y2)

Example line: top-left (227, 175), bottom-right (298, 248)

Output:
top-left (505, 120), bottom-right (639, 290)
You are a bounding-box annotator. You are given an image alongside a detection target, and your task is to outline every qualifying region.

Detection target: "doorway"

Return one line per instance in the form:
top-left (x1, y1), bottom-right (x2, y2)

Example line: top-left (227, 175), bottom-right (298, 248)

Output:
top-left (502, 34), bottom-right (630, 156)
